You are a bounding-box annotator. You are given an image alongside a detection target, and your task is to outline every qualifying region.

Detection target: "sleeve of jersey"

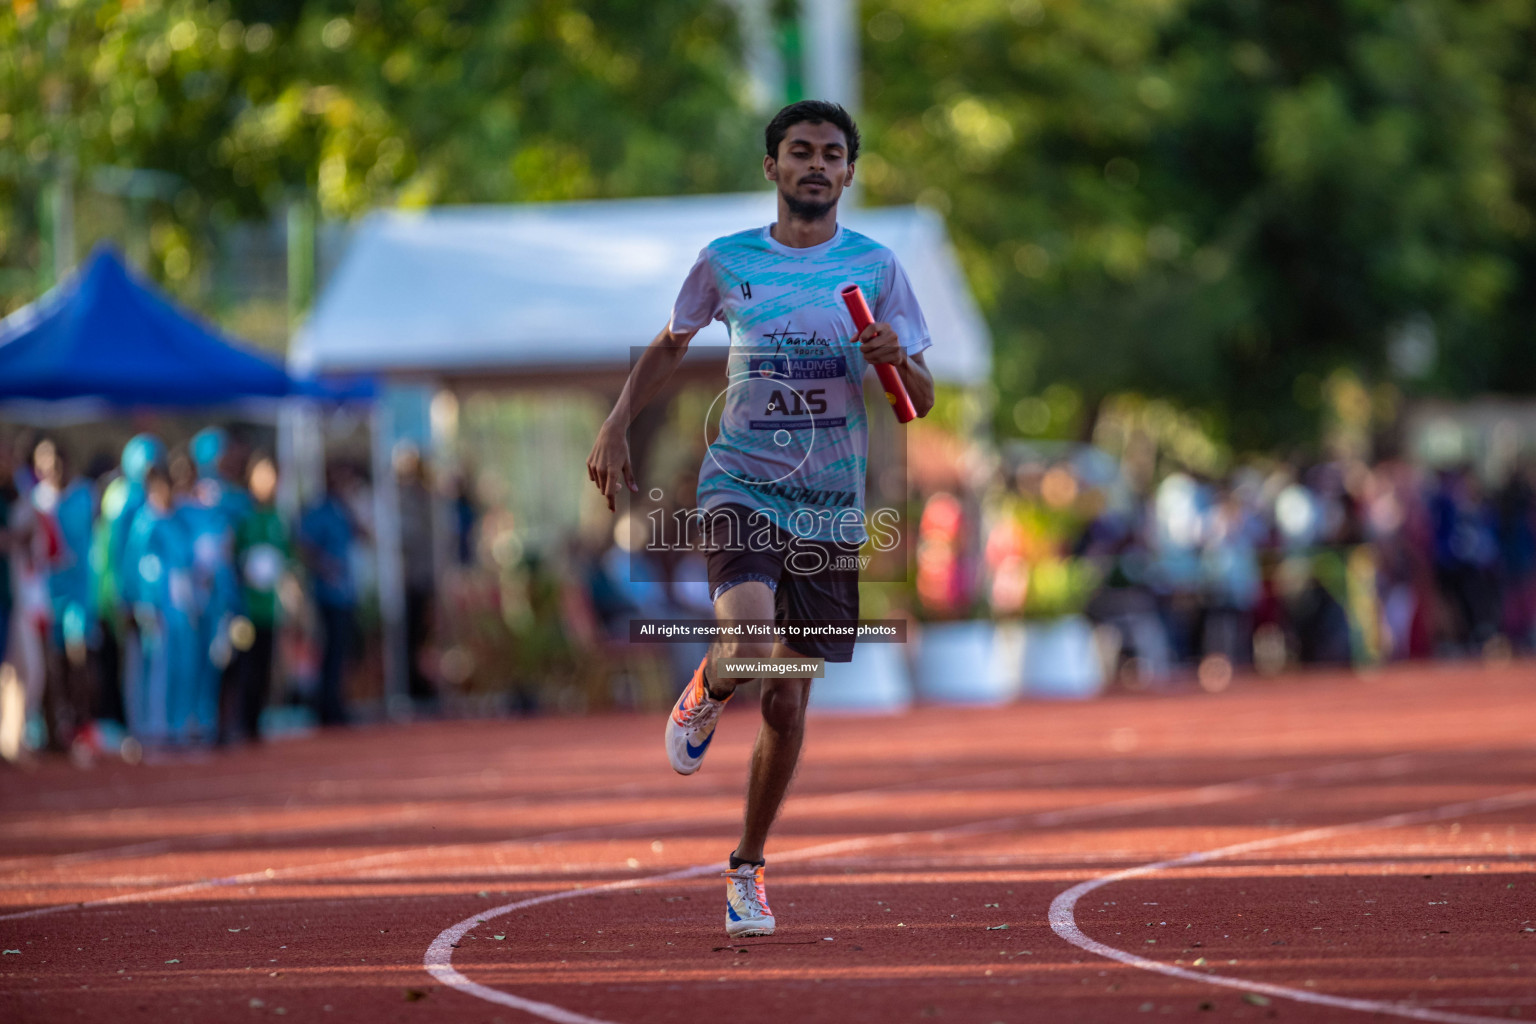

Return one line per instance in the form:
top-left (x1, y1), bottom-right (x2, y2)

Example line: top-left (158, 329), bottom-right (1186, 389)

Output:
top-left (668, 249), bottom-right (725, 334)
top-left (877, 254), bottom-right (933, 357)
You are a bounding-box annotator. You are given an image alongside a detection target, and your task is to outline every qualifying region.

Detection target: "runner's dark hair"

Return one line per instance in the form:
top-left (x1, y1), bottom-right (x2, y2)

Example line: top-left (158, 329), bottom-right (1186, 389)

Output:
top-left (765, 100), bottom-right (860, 164)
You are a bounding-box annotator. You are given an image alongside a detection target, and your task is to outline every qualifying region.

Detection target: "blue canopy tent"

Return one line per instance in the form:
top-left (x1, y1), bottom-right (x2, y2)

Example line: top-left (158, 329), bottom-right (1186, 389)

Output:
top-left (0, 246), bottom-right (368, 406)
top-left (0, 245), bottom-right (387, 715)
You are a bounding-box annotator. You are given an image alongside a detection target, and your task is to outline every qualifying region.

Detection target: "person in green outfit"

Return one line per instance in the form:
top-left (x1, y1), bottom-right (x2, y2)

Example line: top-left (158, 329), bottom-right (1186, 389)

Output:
top-left (229, 453), bottom-right (289, 742)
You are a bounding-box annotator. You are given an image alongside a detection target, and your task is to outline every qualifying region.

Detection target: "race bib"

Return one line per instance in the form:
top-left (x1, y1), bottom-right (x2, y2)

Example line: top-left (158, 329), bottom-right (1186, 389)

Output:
top-left (745, 355), bottom-right (847, 432)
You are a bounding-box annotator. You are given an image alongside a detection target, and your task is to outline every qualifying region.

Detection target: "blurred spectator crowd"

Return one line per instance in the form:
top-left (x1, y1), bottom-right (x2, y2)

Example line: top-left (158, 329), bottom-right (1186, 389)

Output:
top-left (0, 428), bottom-right (373, 766)
top-left (967, 451), bottom-right (1536, 689)
top-left (10, 417), bottom-right (1527, 758)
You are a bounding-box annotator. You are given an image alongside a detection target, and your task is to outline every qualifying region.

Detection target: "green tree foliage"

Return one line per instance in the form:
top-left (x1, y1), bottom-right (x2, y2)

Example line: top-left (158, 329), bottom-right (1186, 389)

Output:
top-left (6, 0), bottom-right (1536, 451)
top-left (0, 0), bottom-right (758, 313)
top-left (861, 0), bottom-right (1536, 449)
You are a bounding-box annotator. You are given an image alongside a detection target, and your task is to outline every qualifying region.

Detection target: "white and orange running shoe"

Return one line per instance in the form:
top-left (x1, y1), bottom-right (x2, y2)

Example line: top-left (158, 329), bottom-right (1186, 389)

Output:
top-left (664, 657), bottom-right (729, 775)
top-left (724, 860), bottom-right (775, 937)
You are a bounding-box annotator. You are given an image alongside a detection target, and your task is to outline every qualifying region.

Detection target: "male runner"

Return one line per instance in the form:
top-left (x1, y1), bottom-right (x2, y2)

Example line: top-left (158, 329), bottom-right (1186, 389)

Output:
top-left (586, 100), bottom-right (934, 937)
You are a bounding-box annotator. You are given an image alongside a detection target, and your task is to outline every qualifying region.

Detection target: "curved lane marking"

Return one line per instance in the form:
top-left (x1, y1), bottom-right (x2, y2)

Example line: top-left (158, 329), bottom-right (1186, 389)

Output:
top-left (1049, 787), bottom-right (1536, 1024)
top-left (424, 754), bottom-right (1423, 1019)
top-left (5, 752), bottom-right (1412, 923)
top-left (0, 756), bottom-right (1092, 922)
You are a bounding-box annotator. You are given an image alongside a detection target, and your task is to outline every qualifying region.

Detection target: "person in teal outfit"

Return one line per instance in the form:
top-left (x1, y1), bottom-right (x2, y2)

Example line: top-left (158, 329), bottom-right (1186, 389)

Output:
top-left (91, 433), bottom-right (166, 734)
top-left (122, 462), bottom-right (200, 746)
top-left (171, 452), bottom-right (238, 744)
top-left (191, 428), bottom-right (257, 742)
top-left (191, 427), bottom-right (255, 530)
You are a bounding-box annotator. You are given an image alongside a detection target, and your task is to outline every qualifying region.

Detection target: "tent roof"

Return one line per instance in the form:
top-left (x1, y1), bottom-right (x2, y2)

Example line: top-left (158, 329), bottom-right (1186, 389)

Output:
top-left (291, 193), bottom-right (991, 386)
top-left (0, 247), bottom-right (295, 406)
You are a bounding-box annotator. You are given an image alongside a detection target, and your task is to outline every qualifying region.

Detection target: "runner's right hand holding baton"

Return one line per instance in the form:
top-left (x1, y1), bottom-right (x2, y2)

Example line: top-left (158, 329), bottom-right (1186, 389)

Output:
top-left (841, 284), bottom-right (917, 424)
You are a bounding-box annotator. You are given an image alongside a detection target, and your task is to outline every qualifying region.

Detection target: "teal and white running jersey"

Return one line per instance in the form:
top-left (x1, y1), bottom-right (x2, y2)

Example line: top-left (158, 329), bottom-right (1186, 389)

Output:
top-left (670, 223), bottom-right (931, 544)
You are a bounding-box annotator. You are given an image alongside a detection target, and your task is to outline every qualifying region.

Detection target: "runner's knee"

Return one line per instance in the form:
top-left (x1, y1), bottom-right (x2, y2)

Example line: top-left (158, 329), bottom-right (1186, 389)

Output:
top-left (715, 637), bottom-right (776, 663)
top-left (760, 677), bottom-right (810, 731)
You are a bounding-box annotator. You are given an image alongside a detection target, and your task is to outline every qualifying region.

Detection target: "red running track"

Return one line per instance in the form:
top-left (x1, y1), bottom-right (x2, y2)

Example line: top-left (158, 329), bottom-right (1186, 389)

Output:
top-left (2, 662), bottom-right (1535, 1023)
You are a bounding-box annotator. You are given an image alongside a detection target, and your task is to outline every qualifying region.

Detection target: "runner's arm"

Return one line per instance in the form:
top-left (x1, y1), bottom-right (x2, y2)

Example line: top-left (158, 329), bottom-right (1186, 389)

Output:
top-left (896, 348), bottom-right (935, 419)
top-left (858, 324), bottom-right (935, 419)
top-left (587, 324), bottom-right (700, 512)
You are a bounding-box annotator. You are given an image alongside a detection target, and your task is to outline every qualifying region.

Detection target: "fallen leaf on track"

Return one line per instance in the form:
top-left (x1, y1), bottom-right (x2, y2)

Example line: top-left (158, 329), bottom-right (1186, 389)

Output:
top-left (404, 988), bottom-right (428, 1002)
top-left (1242, 993), bottom-right (1271, 1007)
top-left (987, 924), bottom-right (1009, 931)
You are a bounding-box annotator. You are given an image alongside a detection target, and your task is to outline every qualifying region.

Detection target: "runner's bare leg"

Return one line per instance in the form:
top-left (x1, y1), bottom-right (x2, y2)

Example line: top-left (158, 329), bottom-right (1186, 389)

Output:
top-left (708, 582), bottom-right (810, 864)
top-left (736, 653), bottom-right (810, 863)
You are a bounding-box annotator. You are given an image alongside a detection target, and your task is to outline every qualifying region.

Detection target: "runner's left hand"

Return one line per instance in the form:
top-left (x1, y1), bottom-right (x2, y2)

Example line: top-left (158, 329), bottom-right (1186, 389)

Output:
top-left (857, 322), bottom-right (904, 366)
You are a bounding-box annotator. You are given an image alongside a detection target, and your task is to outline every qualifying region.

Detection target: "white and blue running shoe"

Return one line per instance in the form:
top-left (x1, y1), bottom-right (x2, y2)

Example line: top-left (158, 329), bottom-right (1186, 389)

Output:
top-left (664, 657), bottom-right (729, 775)
top-left (724, 860), bottom-right (775, 937)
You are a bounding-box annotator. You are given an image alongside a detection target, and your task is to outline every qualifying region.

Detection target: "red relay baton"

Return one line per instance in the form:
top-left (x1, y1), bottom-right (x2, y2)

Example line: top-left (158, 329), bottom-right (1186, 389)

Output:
top-left (840, 284), bottom-right (917, 423)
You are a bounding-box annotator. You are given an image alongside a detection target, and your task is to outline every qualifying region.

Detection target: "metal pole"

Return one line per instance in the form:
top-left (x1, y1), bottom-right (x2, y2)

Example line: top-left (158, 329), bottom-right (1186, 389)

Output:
top-left (54, 153), bottom-right (75, 282)
top-left (287, 197), bottom-right (316, 325)
top-left (726, 0), bottom-right (786, 110)
top-left (799, 0), bottom-right (859, 112)
top-left (428, 386), bottom-right (457, 589)
top-left (370, 402), bottom-right (408, 716)
top-left (799, 0), bottom-right (860, 205)
top-left (46, 5), bottom-right (75, 282)
top-left (37, 186), bottom-right (56, 293)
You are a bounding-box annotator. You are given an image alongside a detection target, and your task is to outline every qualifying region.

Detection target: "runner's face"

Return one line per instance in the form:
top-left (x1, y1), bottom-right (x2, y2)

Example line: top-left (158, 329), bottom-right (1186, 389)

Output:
top-left (766, 121), bottom-right (853, 216)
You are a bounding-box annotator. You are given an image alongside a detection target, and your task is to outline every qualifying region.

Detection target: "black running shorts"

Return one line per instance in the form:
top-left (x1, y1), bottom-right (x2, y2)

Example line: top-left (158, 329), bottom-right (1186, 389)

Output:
top-left (701, 503), bottom-right (861, 663)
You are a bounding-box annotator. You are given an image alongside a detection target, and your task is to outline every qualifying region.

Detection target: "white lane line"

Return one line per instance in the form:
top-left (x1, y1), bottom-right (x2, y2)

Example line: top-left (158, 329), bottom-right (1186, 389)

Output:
top-left (0, 753), bottom-right (1094, 921)
top-left (0, 750), bottom-right (1227, 922)
top-left (423, 754), bottom-right (1424, 1020)
top-left (0, 778), bottom-right (662, 873)
top-left (1049, 787), bottom-right (1536, 1024)
top-left (0, 839), bottom-right (176, 873)
top-left (424, 861), bottom-right (737, 1024)
top-left (1406, 1007), bottom-right (1536, 1013)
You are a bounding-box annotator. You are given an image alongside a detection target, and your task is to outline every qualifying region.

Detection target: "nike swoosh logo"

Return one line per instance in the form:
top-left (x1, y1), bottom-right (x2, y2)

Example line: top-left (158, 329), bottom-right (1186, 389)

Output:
top-left (685, 733), bottom-right (714, 759)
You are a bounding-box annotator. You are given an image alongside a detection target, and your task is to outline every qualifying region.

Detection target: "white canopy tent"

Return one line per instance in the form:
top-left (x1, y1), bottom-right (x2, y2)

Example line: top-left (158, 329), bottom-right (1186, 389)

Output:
top-left (290, 192), bottom-right (990, 385)
top-left (287, 193), bottom-right (992, 711)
